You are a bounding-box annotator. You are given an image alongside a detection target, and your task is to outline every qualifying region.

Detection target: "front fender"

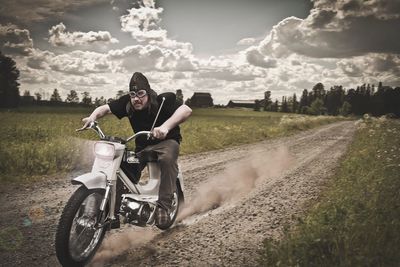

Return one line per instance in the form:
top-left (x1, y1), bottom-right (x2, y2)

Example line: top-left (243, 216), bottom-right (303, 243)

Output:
top-left (71, 172), bottom-right (107, 189)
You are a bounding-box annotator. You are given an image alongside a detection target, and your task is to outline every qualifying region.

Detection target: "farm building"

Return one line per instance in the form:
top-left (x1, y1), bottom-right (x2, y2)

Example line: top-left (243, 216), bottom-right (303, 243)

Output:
top-left (227, 99), bottom-right (267, 109)
top-left (227, 100), bottom-right (257, 108)
top-left (186, 92), bottom-right (214, 108)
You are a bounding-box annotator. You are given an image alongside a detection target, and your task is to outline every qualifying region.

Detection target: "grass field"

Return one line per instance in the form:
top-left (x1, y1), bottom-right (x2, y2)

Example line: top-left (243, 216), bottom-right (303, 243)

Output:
top-left (259, 116), bottom-right (400, 266)
top-left (0, 106), bottom-right (343, 182)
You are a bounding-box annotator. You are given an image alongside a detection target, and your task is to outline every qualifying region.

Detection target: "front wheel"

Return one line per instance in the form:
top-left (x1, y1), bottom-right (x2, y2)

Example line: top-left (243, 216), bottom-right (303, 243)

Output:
top-left (55, 186), bottom-right (107, 267)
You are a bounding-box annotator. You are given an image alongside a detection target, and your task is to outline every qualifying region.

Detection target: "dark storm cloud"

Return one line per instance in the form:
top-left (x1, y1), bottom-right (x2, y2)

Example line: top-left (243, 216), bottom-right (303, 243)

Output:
top-left (338, 54), bottom-right (400, 77)
top-left (314, 0), bottom-right (400, 19)
top-left (0, 0), bottom-right (109, 25)
top-left (253, 0), bottom-right (400, 60)
top-left (0, 24), bottom-right (33, 55)
top-left (308, 9), bottom-right (337, 28)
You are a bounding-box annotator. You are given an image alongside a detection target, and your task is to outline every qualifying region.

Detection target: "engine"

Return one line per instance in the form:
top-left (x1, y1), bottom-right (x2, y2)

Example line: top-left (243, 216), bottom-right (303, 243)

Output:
top-left (120, 197), bottom-right (152, 226)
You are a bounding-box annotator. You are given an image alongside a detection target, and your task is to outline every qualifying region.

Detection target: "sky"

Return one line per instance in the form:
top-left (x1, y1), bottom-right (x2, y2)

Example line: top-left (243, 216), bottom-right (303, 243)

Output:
top-left (1, 0), bottom-right (399, 104)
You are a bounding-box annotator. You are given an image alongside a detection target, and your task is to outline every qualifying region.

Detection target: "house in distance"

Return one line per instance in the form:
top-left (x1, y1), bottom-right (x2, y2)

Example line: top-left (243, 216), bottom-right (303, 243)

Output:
top-left (186, 92), bottom-right (214, 108)
top-left (227, 91), bottom-right (271, 110)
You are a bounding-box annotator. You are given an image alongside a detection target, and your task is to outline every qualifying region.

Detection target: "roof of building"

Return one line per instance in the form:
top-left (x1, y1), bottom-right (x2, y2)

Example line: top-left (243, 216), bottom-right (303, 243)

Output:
top-left (228, 100), bottom-right (257, 104)
top-left (192, 92), bottom-right (212, 97)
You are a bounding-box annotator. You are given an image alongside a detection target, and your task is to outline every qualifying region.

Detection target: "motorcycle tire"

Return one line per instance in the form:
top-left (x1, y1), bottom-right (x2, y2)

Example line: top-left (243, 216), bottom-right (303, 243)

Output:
top-left (55, 186), bottom-right (107, 267)
top-left (156, 181), bottom-right (184, 230)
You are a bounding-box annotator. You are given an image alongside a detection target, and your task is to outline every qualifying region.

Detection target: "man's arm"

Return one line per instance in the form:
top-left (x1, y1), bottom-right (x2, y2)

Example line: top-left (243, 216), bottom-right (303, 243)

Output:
top-left (81, 104), bottom-right (112, 128)
top-left (152, 104), bottom-right (192, 139)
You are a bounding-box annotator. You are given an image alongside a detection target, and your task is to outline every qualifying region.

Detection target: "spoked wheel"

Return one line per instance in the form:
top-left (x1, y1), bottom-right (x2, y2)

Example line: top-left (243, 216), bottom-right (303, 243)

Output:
top-left (156, 181), bottom-right (184, 230)
top-left (55, 186), bottom-right (108, 267)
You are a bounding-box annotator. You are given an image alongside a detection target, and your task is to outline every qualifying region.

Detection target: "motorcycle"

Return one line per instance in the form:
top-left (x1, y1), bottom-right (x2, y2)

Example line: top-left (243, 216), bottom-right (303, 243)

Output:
top-left (55, 105), bottom-right (185, 266)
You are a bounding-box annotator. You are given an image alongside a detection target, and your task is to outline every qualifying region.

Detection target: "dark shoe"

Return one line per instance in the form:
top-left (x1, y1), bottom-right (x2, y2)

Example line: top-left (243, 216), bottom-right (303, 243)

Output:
top-left (155, 206), bottom-right (170, 228)
top-left (110, 216), bottom-right (120, 229)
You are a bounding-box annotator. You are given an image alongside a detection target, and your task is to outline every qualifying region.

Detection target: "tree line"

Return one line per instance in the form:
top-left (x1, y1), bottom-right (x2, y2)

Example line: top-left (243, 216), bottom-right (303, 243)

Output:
top-left (260, 82), bottom-right (400, 117)
top-left (21, 88), bottom-right (119, 107)
top-left (1, 51), bottom-right (399, 116)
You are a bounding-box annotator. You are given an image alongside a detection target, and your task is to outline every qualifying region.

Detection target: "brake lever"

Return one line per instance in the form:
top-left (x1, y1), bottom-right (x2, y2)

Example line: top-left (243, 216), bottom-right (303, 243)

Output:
top-left (75, 121), bottom-right (96, 132)
top-left (75, 126), bottom-right (87, 132)
top-left (147, 132), bottom-right (154, 140)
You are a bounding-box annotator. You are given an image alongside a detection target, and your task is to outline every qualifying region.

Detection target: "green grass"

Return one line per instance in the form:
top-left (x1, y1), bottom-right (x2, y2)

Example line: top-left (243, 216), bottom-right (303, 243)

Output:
top-left (259, 116), bottom-right (400, 267)
top-left (0, 106), bottom-right (343, 182)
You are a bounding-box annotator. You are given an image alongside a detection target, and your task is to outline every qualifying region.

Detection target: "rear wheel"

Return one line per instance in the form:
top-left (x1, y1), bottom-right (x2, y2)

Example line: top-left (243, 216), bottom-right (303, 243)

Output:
top-left (55, 186), bottom-right (107, 266)
top-left (156, 181), bottom-right (184, 230)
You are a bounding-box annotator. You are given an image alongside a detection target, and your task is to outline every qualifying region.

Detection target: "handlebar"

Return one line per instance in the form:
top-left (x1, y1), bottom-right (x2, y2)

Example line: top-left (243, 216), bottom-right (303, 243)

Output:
top-left (76, 121), bottom-right (152, 143)
top-left (126, 131), bottom-right (152, 143)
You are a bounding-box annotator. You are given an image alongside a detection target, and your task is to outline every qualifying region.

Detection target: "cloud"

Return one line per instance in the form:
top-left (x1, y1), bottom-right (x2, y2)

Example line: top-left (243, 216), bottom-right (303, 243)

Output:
top-left (245, 48), bottom-right (277, 68)
top-left (48, 23), bottom-right (119, 47)
top-left (26, 49), bottom-right (55, 69)
top-left (20, 68), bottom-right (57, 84)
top-left (120, 0), bottom-right (166, 43)
top-left (0, 0), bottom-right (109, 24)
top-left (49, 50), bottom-right (112, 75)
top-left (26, 48), bottom-right (113, 75)
top-left (251, 1), bottom-right (400, 59)
top-left (119, 0), bottom-right (193, 53)
top-left (7, 0), bottom-right (400, 105)
top-left (0, 23), bottom-right (33, 55)
top-left (237, 38), bottom-right (256, 46)
top-left (64, 75), bottom-right (111, 87)
top-left (108, 44), bottom-right (198, 72)
top-left (314, 0), bottom-right (400, 20)
top-left (337, 54), bottom-right (400, 78)
top-left (26, 49), bottom-right (114, 75)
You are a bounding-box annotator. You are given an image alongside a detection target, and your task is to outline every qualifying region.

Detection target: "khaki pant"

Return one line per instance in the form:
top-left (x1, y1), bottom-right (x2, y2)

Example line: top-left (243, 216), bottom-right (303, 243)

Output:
top-left (138, 139), bottom-right (179, 211)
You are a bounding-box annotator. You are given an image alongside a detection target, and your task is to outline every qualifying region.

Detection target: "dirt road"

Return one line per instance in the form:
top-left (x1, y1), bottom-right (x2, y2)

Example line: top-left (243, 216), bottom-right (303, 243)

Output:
top-left (0, 121), bottom-right (356, 267)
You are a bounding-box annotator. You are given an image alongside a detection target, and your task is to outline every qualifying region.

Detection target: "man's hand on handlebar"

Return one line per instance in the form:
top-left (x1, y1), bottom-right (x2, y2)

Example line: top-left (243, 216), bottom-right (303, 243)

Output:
top-left (152, 126), bottom-right (169, 140)
top-left (76, 117), bottom-right (93, 132)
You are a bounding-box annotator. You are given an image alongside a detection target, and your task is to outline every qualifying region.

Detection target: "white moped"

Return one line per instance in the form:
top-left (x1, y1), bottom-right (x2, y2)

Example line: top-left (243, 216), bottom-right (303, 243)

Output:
top-left (55, 109), bottom-right (184, 266)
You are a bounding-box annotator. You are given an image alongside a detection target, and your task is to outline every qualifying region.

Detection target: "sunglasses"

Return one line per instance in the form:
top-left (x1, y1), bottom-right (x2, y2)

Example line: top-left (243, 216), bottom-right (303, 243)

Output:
top-left (129, 89), bottom-right (147, 98)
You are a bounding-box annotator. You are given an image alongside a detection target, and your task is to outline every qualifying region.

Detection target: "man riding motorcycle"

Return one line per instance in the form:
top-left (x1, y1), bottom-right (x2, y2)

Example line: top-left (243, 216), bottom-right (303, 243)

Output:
top-left (81, 72), bottom-right (192, 228)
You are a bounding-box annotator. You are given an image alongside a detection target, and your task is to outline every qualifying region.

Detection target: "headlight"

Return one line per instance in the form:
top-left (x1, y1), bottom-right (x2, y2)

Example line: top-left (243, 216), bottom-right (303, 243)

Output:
top-left (94, 142), bottom-right (115, 160)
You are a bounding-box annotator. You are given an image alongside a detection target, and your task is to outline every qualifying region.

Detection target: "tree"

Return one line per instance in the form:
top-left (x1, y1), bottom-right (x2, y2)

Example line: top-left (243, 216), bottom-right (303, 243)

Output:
top-left (50, 89), bottom-right (62, 102)
top-left (307, 98), bottom-right (325, 115)
top-left (263, 91), bottom-right (272, 111)
top-left (325, 85), bottom-right (345, 115)
top-left (339, 101), bottom-right (352, 116)
top-left (280, 96), bottom-right (289, 113)
top-left (34, 92), bottom-right (42, 101)
top-left (298, 89), bottom-right (309, 114)
top-left (0, 51), bottom-right (20, 108)
top-left (65, 90), bottom-right (79, 103)
top-left (176, 89), bottom-right (183, 106)
top-left (116, 90), bottom-right (125, 99)
top-left (312, 82), bottom-right (325, 99)
top-left (94, 96), bottom-right (107, 107)
top-left (23, 90), bottom-right (31, 96)
top-left (81, 91), bottom-right (92, 105)
top-left (254, 100), bottom-right (261, 111)
top-left (271, 100), bottom-right (279, 112)
top-left (291, 93), bottom-right (298, 113)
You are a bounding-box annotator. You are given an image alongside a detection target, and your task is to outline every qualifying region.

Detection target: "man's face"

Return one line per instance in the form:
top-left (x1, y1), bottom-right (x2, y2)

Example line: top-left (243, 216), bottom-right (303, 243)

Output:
top-left (129, 89), bottom-right (149, 110)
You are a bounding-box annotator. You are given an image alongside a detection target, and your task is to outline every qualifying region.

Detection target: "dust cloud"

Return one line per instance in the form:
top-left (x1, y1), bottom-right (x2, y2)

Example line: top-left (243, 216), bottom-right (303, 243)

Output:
top-left (85, 146), bottom-right (292, 266)
top-left (89, 228), bottom-right (156, 267)
top-left (71, 137), bottom-right (96, 172)
top-left (177, 146), bottom-right (292, 221)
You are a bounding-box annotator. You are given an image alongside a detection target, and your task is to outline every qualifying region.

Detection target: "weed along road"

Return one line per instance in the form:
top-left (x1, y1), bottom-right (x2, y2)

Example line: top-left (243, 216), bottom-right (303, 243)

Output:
top-left (0, 121), bottom-right (356, 267)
